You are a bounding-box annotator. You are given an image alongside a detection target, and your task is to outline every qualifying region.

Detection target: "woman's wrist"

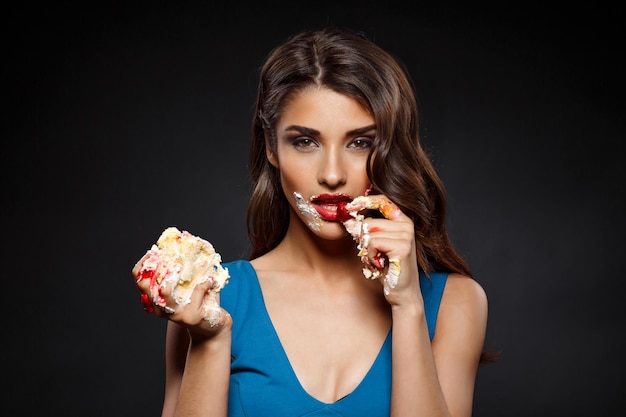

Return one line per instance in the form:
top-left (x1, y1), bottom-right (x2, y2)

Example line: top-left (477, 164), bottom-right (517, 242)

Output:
top-left (390, 297), bottom-right (425, 317)
top-left (188, 326), bottom-right (232, 353)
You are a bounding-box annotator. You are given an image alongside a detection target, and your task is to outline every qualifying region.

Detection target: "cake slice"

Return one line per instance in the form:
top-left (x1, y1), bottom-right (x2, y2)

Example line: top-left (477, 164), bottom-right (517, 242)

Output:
top-left (136, 227), bottom-right (229, 322)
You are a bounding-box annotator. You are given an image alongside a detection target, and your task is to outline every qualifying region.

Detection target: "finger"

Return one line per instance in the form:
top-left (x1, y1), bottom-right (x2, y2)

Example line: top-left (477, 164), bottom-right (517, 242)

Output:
top-left (133, 255), bottom-right (157, 314)
top-left (140, 292), bottom-right (155, 314)
top-left (376, 195), bottom-right (402, 221)
top-left (153, 278), bottom-right (177, 318)
top-left (174, 280), bottom-right (218, 324)
top-left (135, 274), bottom-right (151, 293)
top-left (366, 234), bottom-right (413, 264)
top-left (358, 194), bottom-right (404, 220)
top-left (383, 258), bottom-right (401, 295)
top-left (138, 280), bottom-right (161, 315)
top-left (132, 252), bottom-right (152, 277)
top-left (201, 291), bottom-right (229, 327)
top-left (361, 217), bottom-right (408, 234)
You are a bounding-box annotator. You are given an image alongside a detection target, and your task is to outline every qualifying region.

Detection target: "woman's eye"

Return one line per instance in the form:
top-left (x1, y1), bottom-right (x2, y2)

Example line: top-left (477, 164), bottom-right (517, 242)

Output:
top-left (292, 137), bottom-right (318, 148)
top-left (349, 137), bottom-right (373, 149)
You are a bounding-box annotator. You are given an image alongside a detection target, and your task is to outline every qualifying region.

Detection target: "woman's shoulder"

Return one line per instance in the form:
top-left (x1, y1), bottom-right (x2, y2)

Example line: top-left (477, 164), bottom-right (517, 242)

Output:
top-left (219, 259), bottom-right (262, 317)
top-left (435, 273), bottom-right (489, 344)
top-left (442, 273), bottom-right (488, 307)
top-left (220, 259), bottom-right (258, 294)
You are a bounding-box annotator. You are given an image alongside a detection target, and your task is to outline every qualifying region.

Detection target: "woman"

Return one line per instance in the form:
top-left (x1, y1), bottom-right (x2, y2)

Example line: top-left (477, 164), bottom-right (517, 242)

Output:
top-left (133, 27), bottom-right (489, 417)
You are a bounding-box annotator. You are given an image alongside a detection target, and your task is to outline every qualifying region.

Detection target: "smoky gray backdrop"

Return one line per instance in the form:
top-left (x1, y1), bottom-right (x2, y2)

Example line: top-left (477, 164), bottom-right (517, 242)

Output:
top-left (3, 1), bottom-right (624, 416)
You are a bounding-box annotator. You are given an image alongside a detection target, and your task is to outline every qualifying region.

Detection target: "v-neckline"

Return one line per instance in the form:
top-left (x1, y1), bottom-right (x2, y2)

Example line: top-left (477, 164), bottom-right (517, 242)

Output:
top-left (242, 260), bottom-right (392, 406)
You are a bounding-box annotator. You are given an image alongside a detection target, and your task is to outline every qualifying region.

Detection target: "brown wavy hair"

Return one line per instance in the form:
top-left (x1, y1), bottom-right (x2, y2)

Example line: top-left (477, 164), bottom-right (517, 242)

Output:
top-left (246, 28), bottom-right (470, 278)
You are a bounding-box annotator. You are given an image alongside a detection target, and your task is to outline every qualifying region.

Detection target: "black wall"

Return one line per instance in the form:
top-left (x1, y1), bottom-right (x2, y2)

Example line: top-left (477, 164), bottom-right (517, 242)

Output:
top-left (3, 2), bottom-right (624, 416)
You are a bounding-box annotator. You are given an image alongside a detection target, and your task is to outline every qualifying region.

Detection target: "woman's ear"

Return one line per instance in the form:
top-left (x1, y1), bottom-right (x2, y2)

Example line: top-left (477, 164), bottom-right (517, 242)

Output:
top-left (266, 141), bottom-right (279, 168)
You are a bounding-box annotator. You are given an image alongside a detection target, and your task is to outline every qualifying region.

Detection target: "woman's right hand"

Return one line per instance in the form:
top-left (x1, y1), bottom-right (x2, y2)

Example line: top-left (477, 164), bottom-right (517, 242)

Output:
top-left (132, 253), bottom-right (232, 340)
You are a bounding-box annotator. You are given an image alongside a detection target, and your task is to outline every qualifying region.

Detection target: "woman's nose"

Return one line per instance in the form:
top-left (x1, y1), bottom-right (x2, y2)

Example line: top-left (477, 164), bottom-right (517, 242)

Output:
top-left (317, 147), bottom-right (347, 187)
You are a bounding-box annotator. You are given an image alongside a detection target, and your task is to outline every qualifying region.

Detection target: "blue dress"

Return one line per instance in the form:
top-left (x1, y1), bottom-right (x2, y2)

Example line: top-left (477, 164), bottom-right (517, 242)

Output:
top-left (220, 260), bottom-right (448, 417)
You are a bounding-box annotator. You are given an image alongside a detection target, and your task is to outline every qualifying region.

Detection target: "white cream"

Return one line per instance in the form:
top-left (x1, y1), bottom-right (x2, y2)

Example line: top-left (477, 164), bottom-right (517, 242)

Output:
top-left (384, 258), bottom-right (401, 295)
top-left (293, 192), bottom-right (323, 232)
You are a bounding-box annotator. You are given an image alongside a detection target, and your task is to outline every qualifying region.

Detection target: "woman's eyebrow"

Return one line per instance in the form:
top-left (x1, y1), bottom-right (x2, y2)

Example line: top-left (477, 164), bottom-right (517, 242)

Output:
top-left (283, 124), bottom-right (376, 136)
top-left (347, 124), bottom-right (377, 135)
top-left (283, 125), bottom-right (320, 136)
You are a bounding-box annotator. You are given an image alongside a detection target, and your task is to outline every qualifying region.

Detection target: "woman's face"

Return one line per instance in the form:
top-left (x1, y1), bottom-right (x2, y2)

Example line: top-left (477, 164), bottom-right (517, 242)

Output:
top-left (267, 86), bottom-right (374, 238)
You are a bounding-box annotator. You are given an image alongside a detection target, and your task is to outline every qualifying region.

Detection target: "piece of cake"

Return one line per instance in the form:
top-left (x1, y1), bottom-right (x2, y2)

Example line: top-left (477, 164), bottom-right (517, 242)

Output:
top-left (136, 227), bottom-right (229, 322)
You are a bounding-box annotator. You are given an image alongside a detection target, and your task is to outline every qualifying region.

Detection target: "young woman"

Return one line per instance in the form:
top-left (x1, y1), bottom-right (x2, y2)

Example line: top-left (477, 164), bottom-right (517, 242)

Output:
top-left (133, 28), bottom-right (489, 417)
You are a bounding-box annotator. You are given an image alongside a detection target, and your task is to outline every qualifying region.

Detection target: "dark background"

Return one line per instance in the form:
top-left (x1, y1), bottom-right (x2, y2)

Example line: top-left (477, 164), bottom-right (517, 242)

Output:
top-left (3, 1), bottom-right (624, 416)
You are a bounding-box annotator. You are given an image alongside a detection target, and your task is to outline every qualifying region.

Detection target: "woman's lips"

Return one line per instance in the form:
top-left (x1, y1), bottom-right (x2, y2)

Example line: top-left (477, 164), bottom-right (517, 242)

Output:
top-left (313, 203), bottom-right (341, 221)
top-left (311, 194), bottom-right (352, 222)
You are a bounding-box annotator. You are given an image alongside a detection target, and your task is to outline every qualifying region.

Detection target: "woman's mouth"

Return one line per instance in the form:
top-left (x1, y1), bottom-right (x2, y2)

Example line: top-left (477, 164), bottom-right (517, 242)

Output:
top-left (311, 194), bottom-right (352, 222)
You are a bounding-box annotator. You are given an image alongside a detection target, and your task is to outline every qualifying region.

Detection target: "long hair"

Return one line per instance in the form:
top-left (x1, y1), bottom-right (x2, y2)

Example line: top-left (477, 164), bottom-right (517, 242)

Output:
top-left (246, 28), bottom-right (470, 278)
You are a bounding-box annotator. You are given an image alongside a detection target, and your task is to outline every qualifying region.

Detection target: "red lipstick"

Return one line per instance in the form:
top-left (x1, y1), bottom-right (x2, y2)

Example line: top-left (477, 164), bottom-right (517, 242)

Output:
top-left (310, 194), bottom-right (352, 222)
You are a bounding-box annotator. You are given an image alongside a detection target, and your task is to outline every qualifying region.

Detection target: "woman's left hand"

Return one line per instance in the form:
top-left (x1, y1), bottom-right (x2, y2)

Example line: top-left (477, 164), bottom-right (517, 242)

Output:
top-left (356, 194), bottom-right (422, 306)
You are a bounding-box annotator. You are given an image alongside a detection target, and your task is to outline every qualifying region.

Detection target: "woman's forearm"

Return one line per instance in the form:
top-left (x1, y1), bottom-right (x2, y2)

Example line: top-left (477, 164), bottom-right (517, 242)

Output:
top-left (390, 303), bottom-right (451, 417)
top-left (174, 331), bottom-right (232, 417)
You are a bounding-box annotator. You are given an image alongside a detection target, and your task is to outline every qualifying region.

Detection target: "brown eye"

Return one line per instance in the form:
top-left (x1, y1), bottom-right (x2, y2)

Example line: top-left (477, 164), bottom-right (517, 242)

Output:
top-left (292, 137), bottom-right (318, 150)
top-left (349, 137), bottom-right (373, 150)
top-left (291, 136), bottom-right (318, 152)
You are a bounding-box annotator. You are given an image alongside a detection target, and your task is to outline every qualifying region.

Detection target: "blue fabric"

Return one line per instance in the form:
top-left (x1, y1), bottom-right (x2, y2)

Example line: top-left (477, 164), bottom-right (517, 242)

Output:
top-left (220, 260), bottom-right (448, 417)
